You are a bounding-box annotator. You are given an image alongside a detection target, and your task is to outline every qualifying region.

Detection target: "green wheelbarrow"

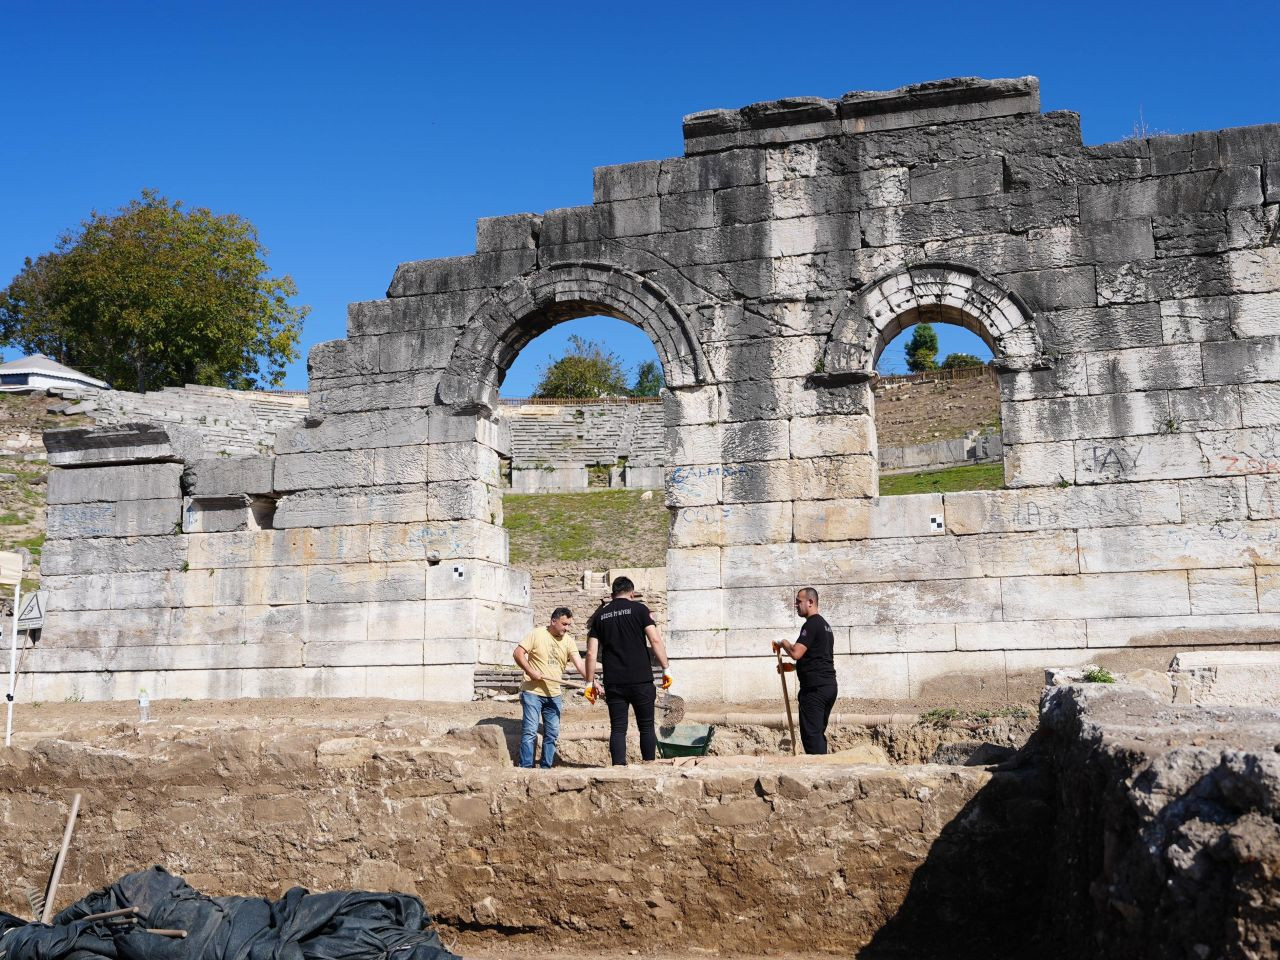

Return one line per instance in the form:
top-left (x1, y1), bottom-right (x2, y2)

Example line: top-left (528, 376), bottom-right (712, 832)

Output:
top-left (656, 721), bottom-right (715, 758)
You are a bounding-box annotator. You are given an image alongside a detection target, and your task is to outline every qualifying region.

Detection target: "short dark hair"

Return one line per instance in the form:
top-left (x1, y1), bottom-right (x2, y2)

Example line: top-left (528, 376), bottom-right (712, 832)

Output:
top-left (550, 607), bottom-right (573, 622)
top-left (797, 587), bottom-right (819, 604)
top-left (611, 576), bottom-right (635, 597)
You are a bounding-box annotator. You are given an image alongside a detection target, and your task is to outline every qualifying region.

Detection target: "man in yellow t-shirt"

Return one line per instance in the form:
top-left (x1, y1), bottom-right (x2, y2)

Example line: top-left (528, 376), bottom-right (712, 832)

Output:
top-left (513, 607), bottom-right (591, 768)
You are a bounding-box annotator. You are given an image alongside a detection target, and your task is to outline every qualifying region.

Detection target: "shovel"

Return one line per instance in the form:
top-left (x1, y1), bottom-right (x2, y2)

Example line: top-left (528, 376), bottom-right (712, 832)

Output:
top-left (774, 645), bottom-right (799, 756)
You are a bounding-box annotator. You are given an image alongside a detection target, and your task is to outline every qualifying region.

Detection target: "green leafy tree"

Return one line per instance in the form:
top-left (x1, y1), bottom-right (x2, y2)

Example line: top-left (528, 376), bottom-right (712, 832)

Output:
top-left (630, 359), bottom-right (664, 397)
top-left (905, 323), bottom-right (939, 372)
top-left (941, 352), bottom-right (986, 370)
top-left (533, 335), bottom-right (629, 398)
top-left (0, 190), bottom-right (306, 393)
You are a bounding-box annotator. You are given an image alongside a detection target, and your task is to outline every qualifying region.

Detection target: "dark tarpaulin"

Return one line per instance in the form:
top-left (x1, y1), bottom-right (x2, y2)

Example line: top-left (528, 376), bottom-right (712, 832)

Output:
top-left (0, 868), bottom-right (460, 960)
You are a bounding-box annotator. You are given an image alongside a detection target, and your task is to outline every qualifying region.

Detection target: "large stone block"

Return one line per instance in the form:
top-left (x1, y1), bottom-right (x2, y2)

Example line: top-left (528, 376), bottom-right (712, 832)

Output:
top-left (1073, 435), bottom-right (1207, 484)
top-left (1168, 386), bottom-right (1243, 432)
top-left (788, 415), bottom-right (875, 458)
top-left (1002, 391), bottom-right (1171, 444)
top-left (367, 520), bottom-right (507, 564)
top-left (1190, 567), bottom-right (1258, 614)
top-left (44, 423), bottom-right (202, 468)
top-left (1085, 344), bottom-right (1204, 395)
top-left (669, 502), bottom-right (792, 548)
top-left (40, 535), bottom-right (187, 577)
top-left (704, 337), bottom-right (823, 383)
top-left (1078, 520), bottom-right (1280, 573)
top-left (1179, 477), bottom-right (1249, 523)
top-left (306, 562), bottom-right (426, 604)
top-left (1079, 167), bottom-right (1263, 222)
top-left (276, 410), bottom-right (430, 455)
top-left (1084, 611), bottom-right (1280, 647)
top-left (387, 248), bottom-right (537, 297)
top-left (48, 462), bottom-right (183, 504)
top-left (273, 485), bottom-right (429, 528)
top-left (794, 493), bottom-right (944, 542)
top-left (182, 496), bottom-right (251, 534)
top-left (791, 455), bottom-right (876, 500)
top-left (1000, 570), bottom-right (1190, 620)
top-left (944, 483), bottom-right (1182, 535)
top-left (46, 498), bottom-right (182, 539)
top-left (182, 457), bottom-right (274, 497)
top-left (955, 619), bottom-right (1087, 651)
top-left (1003, 441), bottom-right (1076, 488)
top-left (1201, 335), bottom-right (1280, 385)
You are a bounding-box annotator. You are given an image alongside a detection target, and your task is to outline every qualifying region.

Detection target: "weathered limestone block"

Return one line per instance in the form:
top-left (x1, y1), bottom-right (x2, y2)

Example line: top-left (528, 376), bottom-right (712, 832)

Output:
top-left (1239, 383), bottom-right (1280, 427)
top-left (242, 604), bottom-right (305, 646)
top-left (1230, 291), bottom-right (1280, 337)
top-left (1002, 391), bottom-right (1171, 444)
top-left (704, 337), bottom-right (822, 383)
top-left (182, 456), bottom-right (274, 497)
top-left (1073, 434), bottom-right (1206, 484)
top-left (790, 455), bottom-right (876, 500)
top-left (305, 562), bottom-right (426, 604)
top-left (48, 462), bottom-right (183, 504)
top-left (722, 530), bottom-right (1077, 587)
top-left (1084, 344), bottom-right (1204, 395)
top-left (273, 485), bottom-right (428, 528)
top-left (184, 529), bottom-right (309, 570)
top-left (427, 480), bottom-right (493, 522)
top-left (274, 448), bottom-right (429, 492)
top-left (1168, 386), bottom-right (1243, 432)
top-left (475, 212), bottom-right (540, 251)
top-left (308, 337), bottom-right (379, 380)
top-left (1034, 302), bottom-right (1163, 353)
top-left (665, 547), bottom-right (721, 590)
top-left (945, 483), bottom-right (1182, 534)
top-left (1004, 441), bottom-right (1076, 488)
top-left (719, 460), bottom-right (795, 504)
top-left (1001, 570), bottom-right (1190, 620)
top-left (365, 521), bottom-right (507, 564)
top-left (823, 579), bottom-right (1004, 627)
top-left (44, 423), bottom-right (202, 467)
top-left (665, 588), bottom-right (726, 632)
top-left (276, 410), bottom-right (430, 455)
top-left (722, 419), bottom-right (790, 462)
top-left (46, 498), bottom-right (182, 539)
top-left (666, 423), bottom-right (721, 466)
top-left (1084, 611), bottom-right (1280, 647)
top-left (1178, 477), bottom-right (1248, 523)
top-left (344, 290), bottom-right (483, 337)
top-left (182, 496), bottom-right (251, 534)
top-left (183, 564), bottom-right (306, 607)
top-left (1189, 567), bottom-right (1258, 614)
top-left (1196, 425), bottom-right (1280, 477)
top-left (1078, 520), bottom-right (1280, 573)
top-left (669, 502), bottom-right (792, 548)
top-left (1226, 247), bottom-right (1280, 293)
top-left (1245, 475), bottom-right (1280, 519)
top-left (665, 464), bottom-right (723, 508)
top-left (1159, 296), bottom-right (1233, 344)
top-left (27, 640), bottom-right (304, 674)
top-left (909, 157), bottom-right (1004, 203)
top-left (794, 493), bottom-right (944, 541)
top-left (386, 248), bottom-right (538, 297)
top-left (1079, 167), bottom-right (1263, 222)
top-left (662, 385), bottom-right (719, 426)
top-left (36, 608), bottom-right (172, 648)
top-left (1000, 355), bottom-right (1088, 402)
top-left (593, 159), bottom-right (660, 203)
top-left (303, 637), bottom-right (424, 668)
top-left (955, 619), bottom-right (1087, 651)
top-left (788, 414), bottom-right (875, 458)
top-left (300, 602), bottom-right (368, 644)
top-left (1201, 335), bottom-right (1280, 385)
top-left (848, 623), bottom-right (956, 654)
top-left (427, 442), bottom-right (501, 484)
top-left (1000, 265), bottom-right (1097, 311)
top-left (40, 535), bottom-right (187, 577)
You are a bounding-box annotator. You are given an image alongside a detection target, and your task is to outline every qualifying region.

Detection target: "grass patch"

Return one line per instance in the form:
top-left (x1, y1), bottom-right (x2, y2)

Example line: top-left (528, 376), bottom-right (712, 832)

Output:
top-left (504, 489), bottom-right (668, 568)
top-left (1082, 666), bottom-right (1116, 683)
top-left (919, 705), bottom-right (1032, 728)
top-left (879, 462), bottom-right (1004, 497)
top-left (0, 512), bottom-right (25, 525)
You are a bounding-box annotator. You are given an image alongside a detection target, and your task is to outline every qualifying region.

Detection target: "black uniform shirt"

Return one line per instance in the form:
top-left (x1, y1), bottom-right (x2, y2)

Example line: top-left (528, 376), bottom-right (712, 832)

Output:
top-left (795, 613), bottom-right (837, 688)
top-left (588, 597), bottom-right (656, 686)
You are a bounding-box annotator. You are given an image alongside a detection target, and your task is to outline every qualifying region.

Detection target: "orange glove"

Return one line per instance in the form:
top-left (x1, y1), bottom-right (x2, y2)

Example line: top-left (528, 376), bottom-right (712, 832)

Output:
top-left (776, 662), bottom-right (795, 674)
top-left (771, 641), bottom-right (782, 654)
top-left (583, 684), bottom-right (599, 705)
top-left (661, 671), bottom-right (673, 690)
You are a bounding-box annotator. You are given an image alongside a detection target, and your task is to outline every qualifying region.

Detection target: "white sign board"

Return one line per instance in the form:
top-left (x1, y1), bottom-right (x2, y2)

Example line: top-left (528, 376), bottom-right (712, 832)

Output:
top-left (17, 591), bottom-right (44, 630)
top-left (0, 551), bottom-right (20, 587)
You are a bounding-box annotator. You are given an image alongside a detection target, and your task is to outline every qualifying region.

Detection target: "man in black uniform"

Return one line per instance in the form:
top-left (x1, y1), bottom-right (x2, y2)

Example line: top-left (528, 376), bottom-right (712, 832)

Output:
top-left (584, 575), bottom-right (672, 765)
top-left (776, 586), bottom-right (838, 754)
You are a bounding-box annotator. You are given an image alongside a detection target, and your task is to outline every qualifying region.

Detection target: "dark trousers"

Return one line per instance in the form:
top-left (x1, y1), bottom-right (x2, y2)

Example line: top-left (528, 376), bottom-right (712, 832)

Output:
top-left (605, 681), bottom-right (656, 765)
top-left (797, 683), bottom-right (837, 755)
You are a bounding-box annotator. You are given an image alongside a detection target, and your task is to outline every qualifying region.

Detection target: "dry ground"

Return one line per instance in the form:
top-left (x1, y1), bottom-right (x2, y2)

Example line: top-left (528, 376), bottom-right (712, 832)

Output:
top-left (872, 373), bottom-right (1000, 447)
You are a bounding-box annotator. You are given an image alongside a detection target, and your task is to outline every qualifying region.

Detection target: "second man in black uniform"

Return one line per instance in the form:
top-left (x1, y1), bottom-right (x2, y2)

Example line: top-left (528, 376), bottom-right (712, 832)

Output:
top-left (584, 575), bottom-right (672, 765)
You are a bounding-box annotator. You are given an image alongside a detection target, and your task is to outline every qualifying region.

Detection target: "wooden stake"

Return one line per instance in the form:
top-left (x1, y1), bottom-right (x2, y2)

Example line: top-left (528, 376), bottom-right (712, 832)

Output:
top-left (41, 792), bottom-right (81, 923)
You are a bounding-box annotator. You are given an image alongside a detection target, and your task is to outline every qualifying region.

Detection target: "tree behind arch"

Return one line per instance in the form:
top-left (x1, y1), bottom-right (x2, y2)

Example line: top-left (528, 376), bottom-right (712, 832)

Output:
top-left (0, 190), bottom-right (305, 393)
top-left (533, 335), bottom-right (629, 398)
top-left (905, 323), bottom-right (939, 372)
top-left (631, 360), bottom-right (663, 397)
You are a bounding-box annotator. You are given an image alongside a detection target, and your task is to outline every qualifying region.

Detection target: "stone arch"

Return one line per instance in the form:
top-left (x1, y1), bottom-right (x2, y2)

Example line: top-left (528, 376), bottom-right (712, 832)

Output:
top-left (819, 262), bottom-right (1043, 380)
top-left (437, 261), bottom-right (709, 410)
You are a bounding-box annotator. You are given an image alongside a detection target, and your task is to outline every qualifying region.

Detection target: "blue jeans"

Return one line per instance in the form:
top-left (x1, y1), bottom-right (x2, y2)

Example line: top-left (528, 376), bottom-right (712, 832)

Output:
top-left (519, 691), bottom-right (564, 768)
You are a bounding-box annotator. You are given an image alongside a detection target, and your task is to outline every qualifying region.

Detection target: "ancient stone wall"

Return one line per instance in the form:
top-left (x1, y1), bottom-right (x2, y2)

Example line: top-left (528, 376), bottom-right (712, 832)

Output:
top-left (28, 74), bottom-right (1280, 702)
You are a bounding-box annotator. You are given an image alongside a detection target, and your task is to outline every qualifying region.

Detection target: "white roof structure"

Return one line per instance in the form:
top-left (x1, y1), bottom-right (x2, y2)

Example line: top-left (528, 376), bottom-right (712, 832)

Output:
top-left (0, 354), bottom-right (109, 391)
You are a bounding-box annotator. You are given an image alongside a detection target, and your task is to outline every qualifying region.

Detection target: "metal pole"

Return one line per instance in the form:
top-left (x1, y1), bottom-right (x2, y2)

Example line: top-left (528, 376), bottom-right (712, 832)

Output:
top-left (5, 576), bottom-right (20, 747)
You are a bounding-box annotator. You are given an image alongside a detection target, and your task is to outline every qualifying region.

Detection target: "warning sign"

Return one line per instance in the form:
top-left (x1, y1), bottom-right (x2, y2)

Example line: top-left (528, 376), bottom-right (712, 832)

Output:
top-left (17, 591), bottom-right (44, 631)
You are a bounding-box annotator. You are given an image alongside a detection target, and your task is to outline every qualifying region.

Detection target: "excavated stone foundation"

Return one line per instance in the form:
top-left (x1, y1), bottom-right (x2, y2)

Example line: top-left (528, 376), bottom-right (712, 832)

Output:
top-left (2, 690), bottom-right (1276, 959)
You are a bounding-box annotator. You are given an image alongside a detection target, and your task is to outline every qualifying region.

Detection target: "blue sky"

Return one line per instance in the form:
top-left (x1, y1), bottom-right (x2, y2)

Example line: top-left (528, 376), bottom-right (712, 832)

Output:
top-left (2, 0), bottom-right (1274, 393)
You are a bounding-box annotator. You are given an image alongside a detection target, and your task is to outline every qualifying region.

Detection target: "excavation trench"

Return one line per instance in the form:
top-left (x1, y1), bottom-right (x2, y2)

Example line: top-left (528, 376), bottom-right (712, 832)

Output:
top-left (2, 690), bottom-right (1275, 959)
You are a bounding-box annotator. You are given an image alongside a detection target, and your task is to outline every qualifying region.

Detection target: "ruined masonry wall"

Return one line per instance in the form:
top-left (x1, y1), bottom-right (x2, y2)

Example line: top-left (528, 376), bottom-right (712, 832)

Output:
top-left (28, 74), bottom-right (1280, 702)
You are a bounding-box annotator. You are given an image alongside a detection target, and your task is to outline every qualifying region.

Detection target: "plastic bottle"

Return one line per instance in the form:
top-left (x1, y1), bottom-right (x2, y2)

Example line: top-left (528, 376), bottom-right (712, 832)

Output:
top-left (138, 689), bottom-right (150, 724)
